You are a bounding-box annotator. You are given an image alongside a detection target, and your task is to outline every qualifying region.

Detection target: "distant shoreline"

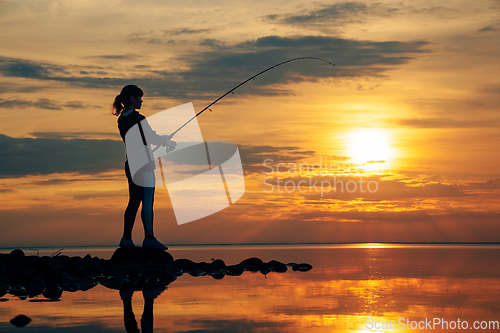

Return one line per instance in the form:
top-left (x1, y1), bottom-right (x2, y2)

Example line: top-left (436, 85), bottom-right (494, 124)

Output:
top-left (1, 242), bottom-right (500, 252)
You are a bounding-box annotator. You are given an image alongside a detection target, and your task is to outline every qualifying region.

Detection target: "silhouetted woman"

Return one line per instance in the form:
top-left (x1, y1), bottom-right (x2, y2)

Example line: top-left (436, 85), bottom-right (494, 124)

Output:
top-left (113, 85), bottom-right (174, 250)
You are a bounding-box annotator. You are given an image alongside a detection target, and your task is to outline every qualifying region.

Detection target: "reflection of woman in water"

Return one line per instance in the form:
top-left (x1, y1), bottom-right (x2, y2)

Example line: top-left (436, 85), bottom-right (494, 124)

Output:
top-left (112, 85), bottom-right (174, 250)
top-left (121, 288), bottom-right (163, 333)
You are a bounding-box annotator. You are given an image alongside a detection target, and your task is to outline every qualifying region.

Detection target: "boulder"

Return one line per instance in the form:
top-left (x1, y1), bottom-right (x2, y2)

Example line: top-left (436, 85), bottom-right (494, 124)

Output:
top-left (110, 247), bottom-right (174, 265)
top-left (10, 314), bottom-right (31, 327)
top-left (9, 249), bottom-right (25, 260)
top-left (240, 257), bottom-right (264, 267)
top-left (42, 283), bottom-right (63, 300)
top-left (292, 263), bottom-right (313, 272)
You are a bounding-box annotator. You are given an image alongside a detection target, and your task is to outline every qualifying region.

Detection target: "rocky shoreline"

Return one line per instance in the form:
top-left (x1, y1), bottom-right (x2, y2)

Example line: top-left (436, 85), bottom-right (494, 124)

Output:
top-left (0, 248), bottom-right (313, 301)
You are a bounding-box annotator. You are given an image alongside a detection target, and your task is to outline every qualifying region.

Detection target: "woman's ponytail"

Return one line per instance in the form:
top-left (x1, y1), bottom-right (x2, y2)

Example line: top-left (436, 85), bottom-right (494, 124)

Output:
top-left (112, 94), bottom-right (125, 116)
top-left (112, 85), bottom-right (143, 116)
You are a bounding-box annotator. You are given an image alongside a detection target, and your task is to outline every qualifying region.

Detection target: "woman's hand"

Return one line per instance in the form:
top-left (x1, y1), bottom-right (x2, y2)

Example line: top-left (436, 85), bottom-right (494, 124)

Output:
top-left (165, 140), bottom-right (177, 153)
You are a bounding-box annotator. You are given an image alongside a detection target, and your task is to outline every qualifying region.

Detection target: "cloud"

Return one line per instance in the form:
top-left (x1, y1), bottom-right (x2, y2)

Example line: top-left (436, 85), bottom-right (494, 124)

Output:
top-left (0, 98), bottom-right (33, 108)
top-left (0, 35), bottom-right (430, 99)
top-left (0, 98), bottom-right (87, 110)
top-left (32, 98), bottom-right (62, 110)
top-left (239, 145), bottom-right (319, 174)
top-left (265, 2), bottom-right (393, 27)
top-left (0, 133), bottom-right (124, 176)
top-left (0, 133), bottom-right (320, 177)
top-left (164, 28), bottom-right (211, 36)
top-left (87, 54), bottom-right (141, 60)
top-left (477, 26), bottom-right (498, 33)
top-left (29, 132), bottom-right (119, 140)
top-left (0, 56), bottom-right (67, 79)
top-left (200, 39), bottom-right (226, 50)
top-left (266, 2), bottom-right (461, 29)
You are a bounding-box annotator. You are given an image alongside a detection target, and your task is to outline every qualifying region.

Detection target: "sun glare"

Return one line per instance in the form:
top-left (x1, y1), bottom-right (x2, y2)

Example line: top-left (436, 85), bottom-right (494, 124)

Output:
top-left (348, 129), bottom-right (392, 165)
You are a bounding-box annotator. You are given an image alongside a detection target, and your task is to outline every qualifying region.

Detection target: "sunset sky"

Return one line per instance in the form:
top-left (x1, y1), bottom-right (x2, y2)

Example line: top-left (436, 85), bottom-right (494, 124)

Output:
top-left (0, 0), bottom-right (499, 247)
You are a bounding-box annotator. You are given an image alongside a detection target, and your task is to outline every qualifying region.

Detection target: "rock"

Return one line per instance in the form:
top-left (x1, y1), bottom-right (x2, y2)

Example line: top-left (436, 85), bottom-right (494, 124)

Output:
top-left (188, 270), bottom-right (205, 277)
top-left (292, 263), bottom-right (313, 272)
top-left (61, 277), bottom-right (96, 292)
top-left (10, 314), bottom-right (31, 327)
top-left (259, 263), bottom-right (272, 275)
top-left (38, 267), bottom-right (64, 284)
top-left (240, 257), bottom-right (264, 267)
top-left (154, 270), bottom-right (177, 285)
top-left (0, 250), bottom-right (314, 297)
top-left (42, 283), bottom-right (63, 299)
top-left (196, 262), bottom-right (211, 271)
top-left (146, 276), bottom-right (159, 287)
top-left (239, 263), bottom-right (260, 273)
top-left (0, 281), bottom-right (10, 298)
top-left (84, 264), bottom-right (103, 278)
top-left (126, 264), bottom-right (143, 278)
top-left (6, 267), bottom-right (33, 285)
top-left (210, 272), bottom-right (225, 280)
top-left (225, 265), bottom-right (244, 276)
top-left (0, 273), bottom-right (10, 286)
top-left (268, 260), bottom-right (288, 273)
top-left (210, 259), bottom-right (226, 268)
top-left (20, 281), bottom-right (46, 297)
top-left (100, 276), bottom-right (124, 290)
top-left (174, 258), bottom-right (197, 272)
top-left (61, 262), bottom-right (88, 279)
top-left (10, 249), bottom-right (25, 260)
top-left (9, 285), bottom-right (28, 297)
top-left (158, 263), bottom-right (183, 276)
top-left (110, 247), bottom-right (174, 265)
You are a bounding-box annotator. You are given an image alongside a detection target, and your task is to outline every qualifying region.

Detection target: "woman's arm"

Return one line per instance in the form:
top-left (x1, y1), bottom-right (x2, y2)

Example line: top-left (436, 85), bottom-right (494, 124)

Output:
top-left (140, 120), bottom-right (170, 146)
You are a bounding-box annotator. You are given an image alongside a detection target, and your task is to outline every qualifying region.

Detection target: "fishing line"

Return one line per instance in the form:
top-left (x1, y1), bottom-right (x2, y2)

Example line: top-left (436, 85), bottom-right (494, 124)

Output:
top-left (152, 57), bottom-right (335, 153)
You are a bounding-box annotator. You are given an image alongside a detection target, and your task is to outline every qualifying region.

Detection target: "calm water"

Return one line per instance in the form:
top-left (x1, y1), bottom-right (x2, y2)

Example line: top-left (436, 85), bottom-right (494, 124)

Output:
top-left (0, 244), bottom-right (499, 332)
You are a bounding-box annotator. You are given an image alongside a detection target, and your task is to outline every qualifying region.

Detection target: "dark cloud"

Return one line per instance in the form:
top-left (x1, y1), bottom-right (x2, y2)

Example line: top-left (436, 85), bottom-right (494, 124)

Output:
top-left (88, 54), bottom-right (140, 60)
top-left (238, 145), bottom-right (319, 175)
top-left (477, 26), bottom-right (497, 33)
top-left (0, 133), bottom-right (124, 176)
top-left (64, 101), bottom-right (86, 109)
top-left (266, 2), bottom-right (460, 29)
top-left (164, 28), bottom-right (210, 36)
top-left (200, 39), bottom-right (226, 50)
top-left (0, 56), bottom-right (67, 79)
top-left (30, 132), bottom-right (119, 140)
top-left (32, 98), bottom-right (62, 110)
top-left (0, 98), bottom-right (87, 110)
top-left (265, 2), bottom-right (389, 26)
top-left (0, 98), bottom-right (32, 108)
top-left (128, 31), bottom-right (175, 44)
top-left (0, 35), bottom-right (430, 99)
top-left (0, 133), bottom-right (320, 177)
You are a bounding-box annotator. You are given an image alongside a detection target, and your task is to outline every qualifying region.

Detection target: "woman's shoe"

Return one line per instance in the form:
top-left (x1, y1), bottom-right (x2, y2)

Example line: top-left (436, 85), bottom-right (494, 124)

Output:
top-left (142, 237), bottom-right (168, 250)
top-left (119, 237), bottom-right (137, 248)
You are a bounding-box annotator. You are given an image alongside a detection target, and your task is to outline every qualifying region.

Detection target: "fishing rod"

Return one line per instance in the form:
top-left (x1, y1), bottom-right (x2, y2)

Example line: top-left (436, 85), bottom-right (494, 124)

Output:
top-left (151, 57), bottom-right (334, 154)
top-left (168, 56), bottom-right (335, 139)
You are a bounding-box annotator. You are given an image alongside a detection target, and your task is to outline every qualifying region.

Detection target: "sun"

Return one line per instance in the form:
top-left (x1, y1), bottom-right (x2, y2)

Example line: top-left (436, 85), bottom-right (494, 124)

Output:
top-left (348, 129), bottom-right (392, 165)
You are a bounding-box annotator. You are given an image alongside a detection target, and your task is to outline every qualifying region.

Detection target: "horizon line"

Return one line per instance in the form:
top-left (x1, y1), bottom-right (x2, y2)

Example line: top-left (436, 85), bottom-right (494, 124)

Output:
top-left (1, 241), bottom-right (500, 251)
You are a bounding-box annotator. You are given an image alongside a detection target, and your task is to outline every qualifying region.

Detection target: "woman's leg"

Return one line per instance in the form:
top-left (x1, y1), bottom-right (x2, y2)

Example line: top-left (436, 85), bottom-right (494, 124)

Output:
top-left (141, 171), bottom-right (155, 238)
top-left (124, 176), bottom-right (143, 239)
top-left (139, 171), bottom-right (167, 250)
